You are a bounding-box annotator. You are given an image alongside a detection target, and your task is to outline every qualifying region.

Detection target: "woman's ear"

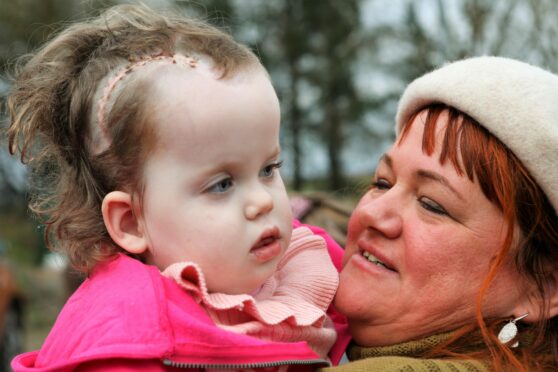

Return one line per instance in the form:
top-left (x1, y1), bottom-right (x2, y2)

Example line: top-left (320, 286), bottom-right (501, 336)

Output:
top-left (513, 271), bottom-right (558, 321)
top-left (544, 271), bottom-right (558, 318)
top-left (102, 191), bottom-right (148, 255)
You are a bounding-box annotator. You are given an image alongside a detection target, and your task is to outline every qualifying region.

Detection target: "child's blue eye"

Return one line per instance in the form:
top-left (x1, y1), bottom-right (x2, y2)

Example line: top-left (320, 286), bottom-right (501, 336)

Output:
top-left (207, 178), bottom-right (233, 194)
top-left (260, 161), bottom-right (283, 178)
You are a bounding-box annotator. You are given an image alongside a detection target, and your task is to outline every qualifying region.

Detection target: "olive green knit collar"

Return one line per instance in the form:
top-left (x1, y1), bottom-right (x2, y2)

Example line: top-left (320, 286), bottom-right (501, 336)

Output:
top-left (347, 325), bottom-right (537, 361)
top-left (347, 331), bottom-right (456, 360)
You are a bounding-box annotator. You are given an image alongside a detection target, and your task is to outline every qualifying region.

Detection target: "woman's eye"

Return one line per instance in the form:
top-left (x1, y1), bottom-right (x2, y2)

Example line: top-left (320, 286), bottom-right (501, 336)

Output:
top-left (260, 161), bottom-right (283, 178)
top-left (207, 178), bottom-right (233, 194)
top-left (419, 197), bottom-right (448, 216)
top-left (370, 178), bottom-right (391, 190)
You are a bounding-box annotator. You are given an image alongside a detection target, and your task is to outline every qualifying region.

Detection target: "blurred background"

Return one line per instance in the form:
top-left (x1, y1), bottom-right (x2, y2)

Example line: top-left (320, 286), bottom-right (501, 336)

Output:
top-left (1, 0), bottom-right (557, 368)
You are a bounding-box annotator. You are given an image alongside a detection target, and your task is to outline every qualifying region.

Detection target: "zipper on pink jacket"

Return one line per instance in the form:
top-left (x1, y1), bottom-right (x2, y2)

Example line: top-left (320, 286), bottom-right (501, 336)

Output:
top-left (162, 358), bottom-right (330, 369)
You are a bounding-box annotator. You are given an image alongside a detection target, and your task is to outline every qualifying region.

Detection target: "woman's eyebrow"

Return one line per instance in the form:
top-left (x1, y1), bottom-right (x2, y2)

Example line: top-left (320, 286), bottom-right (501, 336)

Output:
top-left (416, 169), bottom-right (465, 201)
top-left (381, 154), bottom-right (464, 201)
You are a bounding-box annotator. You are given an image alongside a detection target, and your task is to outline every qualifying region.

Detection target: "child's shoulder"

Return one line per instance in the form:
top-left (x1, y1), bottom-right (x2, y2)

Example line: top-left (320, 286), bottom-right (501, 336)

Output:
top-left (74, 253), bottom-right (164, 303)
top-left (60, 254), bottom-right (170, 326)
top-left (30, 254), bottom-right (171, 367)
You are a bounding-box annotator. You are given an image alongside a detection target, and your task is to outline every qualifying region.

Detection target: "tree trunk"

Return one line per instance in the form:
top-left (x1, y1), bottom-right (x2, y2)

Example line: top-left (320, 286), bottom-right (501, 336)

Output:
top-left (325, 100), bottom-right (343, 190)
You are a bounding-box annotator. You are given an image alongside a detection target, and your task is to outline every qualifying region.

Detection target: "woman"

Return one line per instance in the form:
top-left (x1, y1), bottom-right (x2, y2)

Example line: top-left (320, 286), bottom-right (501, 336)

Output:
top-left (326, 57), bottom-right (558, 371)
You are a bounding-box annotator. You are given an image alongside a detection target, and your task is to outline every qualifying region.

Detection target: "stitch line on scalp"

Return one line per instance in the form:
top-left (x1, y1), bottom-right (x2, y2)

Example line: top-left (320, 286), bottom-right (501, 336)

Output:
top-left (95, 53), bottom-right (199, 148)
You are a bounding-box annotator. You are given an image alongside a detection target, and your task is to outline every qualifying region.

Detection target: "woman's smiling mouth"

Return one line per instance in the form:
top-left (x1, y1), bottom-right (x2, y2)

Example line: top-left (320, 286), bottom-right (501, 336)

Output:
top-left (362, 251), bottom-right (389, 269)
top-left (358, 248), bottom-right (397, 272)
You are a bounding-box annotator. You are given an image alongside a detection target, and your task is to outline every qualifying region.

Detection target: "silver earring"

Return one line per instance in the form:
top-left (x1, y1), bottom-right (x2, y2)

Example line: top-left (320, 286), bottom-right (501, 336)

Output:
top-left (497, 313), bottom-right (528, 348)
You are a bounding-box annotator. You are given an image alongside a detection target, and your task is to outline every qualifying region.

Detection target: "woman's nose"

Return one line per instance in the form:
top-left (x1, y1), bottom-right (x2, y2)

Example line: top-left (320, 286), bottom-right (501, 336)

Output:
top-left (354, 190), bottom-right (403, 239)
top-left (244, 184), bottom-right (274, 220)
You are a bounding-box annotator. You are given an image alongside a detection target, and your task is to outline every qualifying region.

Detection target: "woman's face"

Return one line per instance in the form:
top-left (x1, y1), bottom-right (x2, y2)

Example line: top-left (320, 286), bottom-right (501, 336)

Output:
top-left (335, 112), bottom-right (530, 346)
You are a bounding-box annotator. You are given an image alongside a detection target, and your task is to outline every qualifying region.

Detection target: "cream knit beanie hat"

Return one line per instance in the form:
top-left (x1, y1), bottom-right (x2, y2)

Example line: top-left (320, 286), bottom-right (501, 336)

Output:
top-left (395, 56), bottom-right (558, 214)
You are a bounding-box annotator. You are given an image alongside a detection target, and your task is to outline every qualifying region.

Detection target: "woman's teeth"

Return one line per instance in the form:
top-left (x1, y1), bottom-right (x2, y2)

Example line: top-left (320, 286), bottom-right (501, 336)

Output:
top-left (362, 251), bottom-right (388, 269)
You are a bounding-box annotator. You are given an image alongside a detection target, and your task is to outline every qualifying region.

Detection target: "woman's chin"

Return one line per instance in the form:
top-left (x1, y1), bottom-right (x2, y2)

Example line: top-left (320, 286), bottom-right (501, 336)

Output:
top-left (335, 267), bottom-right (380, 321)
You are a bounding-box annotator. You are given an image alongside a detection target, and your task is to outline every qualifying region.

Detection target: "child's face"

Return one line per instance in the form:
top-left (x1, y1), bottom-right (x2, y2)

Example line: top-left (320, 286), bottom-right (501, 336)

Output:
top-left (139, 64), bottom-right (292, 295)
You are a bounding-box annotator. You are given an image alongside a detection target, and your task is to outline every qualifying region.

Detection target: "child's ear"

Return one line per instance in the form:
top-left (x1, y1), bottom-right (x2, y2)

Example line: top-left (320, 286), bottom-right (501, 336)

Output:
top-left (102, 191), bottom-right (148, 255)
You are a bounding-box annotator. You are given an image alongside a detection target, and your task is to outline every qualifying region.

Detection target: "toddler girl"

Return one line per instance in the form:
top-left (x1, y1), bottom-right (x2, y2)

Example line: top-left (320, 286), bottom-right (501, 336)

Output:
top-left (7, 4), bottom-right (349, 371)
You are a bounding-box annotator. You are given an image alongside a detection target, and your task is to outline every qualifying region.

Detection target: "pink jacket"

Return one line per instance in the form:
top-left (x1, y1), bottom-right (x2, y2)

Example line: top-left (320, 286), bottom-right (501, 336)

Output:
top-left (12, 223), bottom-right (350, 371)
top-left (163, 226), bottom-right (339, 358)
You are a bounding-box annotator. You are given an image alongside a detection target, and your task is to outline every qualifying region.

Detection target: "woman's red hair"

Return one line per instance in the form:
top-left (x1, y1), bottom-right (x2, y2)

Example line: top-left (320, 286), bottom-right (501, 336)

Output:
top-left (399, 104), bottom-right (558, 371)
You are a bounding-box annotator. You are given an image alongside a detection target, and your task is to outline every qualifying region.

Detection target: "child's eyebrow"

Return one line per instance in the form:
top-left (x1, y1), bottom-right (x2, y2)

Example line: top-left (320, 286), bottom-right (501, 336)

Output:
top-left (270, 146), bottom-right (282, 158)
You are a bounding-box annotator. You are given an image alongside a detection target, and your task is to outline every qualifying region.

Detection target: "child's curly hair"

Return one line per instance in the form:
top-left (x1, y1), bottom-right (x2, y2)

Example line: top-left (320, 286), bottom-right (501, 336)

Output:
top-left (7, 4), bottom-right (260, 274)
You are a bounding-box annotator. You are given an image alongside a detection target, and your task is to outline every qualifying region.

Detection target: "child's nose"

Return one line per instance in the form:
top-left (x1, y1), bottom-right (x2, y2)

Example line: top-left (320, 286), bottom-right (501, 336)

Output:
top-left (244, 184), bottom-right (274, 220)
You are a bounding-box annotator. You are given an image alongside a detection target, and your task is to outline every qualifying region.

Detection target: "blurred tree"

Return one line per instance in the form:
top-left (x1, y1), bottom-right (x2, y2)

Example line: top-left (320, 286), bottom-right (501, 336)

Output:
top-left (0, 153), bottom-right (26, 212)
top-left (525, 0), bottom-right (558, 69)
top-left (240, 1), bottom-right (369, 191)
top-left (174, 0), bottom-right (235, 28)
top-left (277, 1), bottom-right (307, 191)
top-left (270, 0), bottom-right (368, 191)
top-left (4, 0), bottom-right (558, 198)
top-left (0, 0), bottom-right (117, 264)
top-left (380, 0), bottom-right (558, 87)
top-left (302, 0), bottom-right (365, 190)
top-left (0, 0), bottom-right (76, 213)
top-left (0, 0), bottom-right (118, 192)
top-left (355, 0), bottom-right (558, 178)
top-left (0, 0), bottom-right (72, 69)
top-left (0, 0), bottom-right (119, 77)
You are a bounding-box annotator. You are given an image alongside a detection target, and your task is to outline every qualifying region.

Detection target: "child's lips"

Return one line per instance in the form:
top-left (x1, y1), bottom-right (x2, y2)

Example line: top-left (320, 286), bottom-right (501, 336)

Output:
top-left (250, 227), bottom-right (281, 262)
